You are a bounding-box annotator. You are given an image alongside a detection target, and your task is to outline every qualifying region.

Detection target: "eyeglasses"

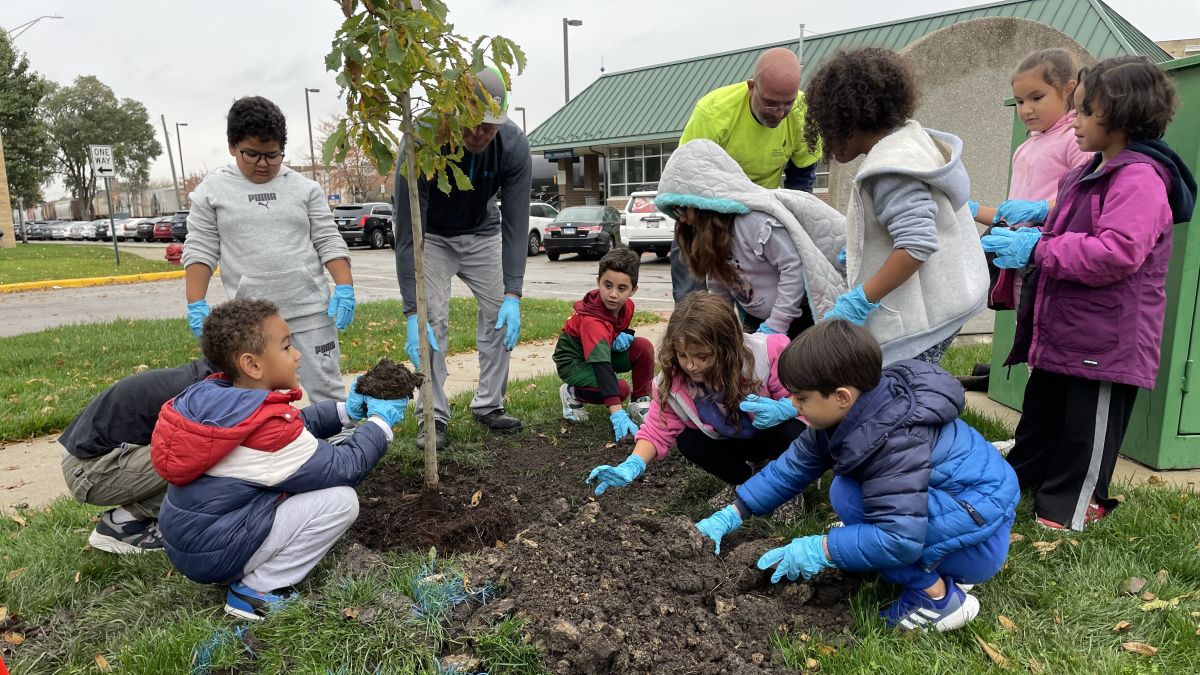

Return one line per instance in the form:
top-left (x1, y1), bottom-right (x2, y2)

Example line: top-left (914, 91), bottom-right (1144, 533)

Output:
top-left (237, 148), bottom-right (285, 165)
top-left (754, 90), bottom-right (796, 115)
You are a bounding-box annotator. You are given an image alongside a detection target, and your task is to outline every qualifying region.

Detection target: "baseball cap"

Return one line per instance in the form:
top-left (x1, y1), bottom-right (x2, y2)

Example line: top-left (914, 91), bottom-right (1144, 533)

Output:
top-left (474, 66), bottom-right (509, 124)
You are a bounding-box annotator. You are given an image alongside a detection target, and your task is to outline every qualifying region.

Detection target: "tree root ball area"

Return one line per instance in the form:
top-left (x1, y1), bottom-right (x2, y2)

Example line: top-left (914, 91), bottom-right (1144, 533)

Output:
top-left (348, 429), bottom-right (857, 674)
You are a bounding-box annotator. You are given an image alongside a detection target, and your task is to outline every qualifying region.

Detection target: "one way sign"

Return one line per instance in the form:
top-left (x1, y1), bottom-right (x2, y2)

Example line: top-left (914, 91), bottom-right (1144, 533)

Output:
top-left (89, 145), bottom-right (116, 178)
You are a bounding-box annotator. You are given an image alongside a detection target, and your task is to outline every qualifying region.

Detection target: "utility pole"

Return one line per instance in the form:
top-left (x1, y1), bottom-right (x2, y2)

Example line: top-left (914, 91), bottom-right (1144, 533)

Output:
top-left (161, 115), bottom-right (181, 213)
top-left (305, 88), bottom-right (320, 183)
top-left (562, 18), bottom-right (583, 103)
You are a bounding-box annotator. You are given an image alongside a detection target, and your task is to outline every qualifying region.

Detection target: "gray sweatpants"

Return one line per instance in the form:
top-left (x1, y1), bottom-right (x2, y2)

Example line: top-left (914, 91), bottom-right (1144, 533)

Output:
top-left (61, 444), bottom-right (165, 521)
top-left (419, 232), bottom-right (511, 423)
top-left (239, 486), bottom-right (360, 591)
top-left (291, 320), bottom-right (345, 403)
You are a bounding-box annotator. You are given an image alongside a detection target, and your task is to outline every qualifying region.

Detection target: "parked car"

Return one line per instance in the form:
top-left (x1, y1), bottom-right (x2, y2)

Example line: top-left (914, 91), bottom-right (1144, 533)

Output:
top-left (543, 205), bottom-right (623, 261)
top-left (50, 221), bottom-right (71, 239)
top-left (333, 202), bottom-right (393, 249)
top-left (28, 221), bottom-right (49, 240)
top-left (620, 191), bottom-right (674, 259)
top-left (526, 201), bottom-right (559, 256)
top-left (152, 216), bottom-right (173, 242)
top-left (170, 211), bottom-right (189, 242)
top-left (88, 219), bottom-right (109, 241)
top-left (136, 218), bottom-right (157, 242)
top-left (120, 217), bottom-right (146, 241)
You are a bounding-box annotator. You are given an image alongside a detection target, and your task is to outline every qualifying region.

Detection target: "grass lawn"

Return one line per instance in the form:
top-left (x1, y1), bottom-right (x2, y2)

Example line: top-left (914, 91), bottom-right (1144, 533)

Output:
top-left (0, 297), bottom-right (661, 443)
top-left (0, 244), bottom-right (178, 285)
top-left (3, 363), bottom-right (1200, 673)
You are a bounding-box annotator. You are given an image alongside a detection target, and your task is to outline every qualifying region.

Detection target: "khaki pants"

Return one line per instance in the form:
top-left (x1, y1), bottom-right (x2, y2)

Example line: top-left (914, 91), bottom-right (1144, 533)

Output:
top-left (60, 444), bottom-right (166, 521)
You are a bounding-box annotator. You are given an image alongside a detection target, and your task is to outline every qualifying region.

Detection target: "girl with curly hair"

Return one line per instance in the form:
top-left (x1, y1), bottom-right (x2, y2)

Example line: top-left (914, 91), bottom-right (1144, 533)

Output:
top-left (585, 292), bottom-right (806, 496)
top-left (804, 47), bottom-right (989, 365)
top-left (985, 55), bottom-right (1196, 530)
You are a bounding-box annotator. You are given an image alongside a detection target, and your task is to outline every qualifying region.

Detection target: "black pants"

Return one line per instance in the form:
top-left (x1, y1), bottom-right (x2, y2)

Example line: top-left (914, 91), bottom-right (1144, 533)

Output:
top-left (1006, 369), bottom-right (1138, 529)
top-left (739, 303), bottom-right (815, 340)
top-left (676, 419), bottom-right (807, 485)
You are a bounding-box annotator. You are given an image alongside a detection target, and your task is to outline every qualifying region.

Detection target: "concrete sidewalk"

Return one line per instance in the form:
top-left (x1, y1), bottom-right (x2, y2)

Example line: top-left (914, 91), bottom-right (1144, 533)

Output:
top-left (0, 322), bottom-right (670, 513)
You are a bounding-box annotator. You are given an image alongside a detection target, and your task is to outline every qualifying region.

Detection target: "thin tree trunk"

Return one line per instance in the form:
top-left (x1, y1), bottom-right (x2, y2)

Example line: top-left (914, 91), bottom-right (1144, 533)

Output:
top-left (399, 90), bottom-right (439, 488)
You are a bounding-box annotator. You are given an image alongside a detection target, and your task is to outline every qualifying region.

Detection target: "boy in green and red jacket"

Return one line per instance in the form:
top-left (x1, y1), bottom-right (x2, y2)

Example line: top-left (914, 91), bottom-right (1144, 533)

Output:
top-left (553, 247), bottom-right (655, 442)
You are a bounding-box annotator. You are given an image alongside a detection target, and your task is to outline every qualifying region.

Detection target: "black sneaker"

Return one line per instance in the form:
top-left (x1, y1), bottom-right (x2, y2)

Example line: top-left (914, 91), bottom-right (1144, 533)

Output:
top-left (416, 420), bottom-right (449, 450)
top-left (88, 509), bottom-right (165, 554)
top-left (474, 408), bottom-right (522, 432)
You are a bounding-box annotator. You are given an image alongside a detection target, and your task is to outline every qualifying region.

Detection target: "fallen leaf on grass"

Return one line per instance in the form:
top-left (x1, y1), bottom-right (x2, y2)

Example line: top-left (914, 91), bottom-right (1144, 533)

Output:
top-left (1028, 658), bottom-right (1046, 674)
top-left (805, 656), bottom-right (819, 671)
top-left (1147, 475), bottom-right (1163, 485)
top-left (1113, 621), bottom-right (1134, 632)
top-left (1066, 538), bottom-right (1079, 547)
top-left (1155, 569), bottom-right (1170, 585)
top-left (5, 567), bottom-right (25, 581)
top-left (3, 632), bottom-right (24, 645)
top-left (1009, 532), bottom-right (1025, 543)
top-left (1032, 540), bottom-right (1061, 556)
top-left (342, 607), bottom-right (360, 621)
top-left (1191, 611), bottom-right (1200, 618)
top-left (815, 644), bottom-right (836, 656)
top-left (1055, 610), bottom-right (1062, 625)
top-left (469, 489), bottom-right (483, 508)
top-left (8, 515), bottom-right (25, 527)
top-left (1196, 624), bottom-right (1200, 637)
top-left (1169, 513), bottom-right (1181, 522)
top-left (1112, 494), bottom-right (1126, 503)
top-left (973, 635), bottom-right (1010, 669)
top-left (998, 615), bottom-right (1019, 632)
top-left (95, 653), bottom-right (111, 671)
top-left (1121, 642), bottom-right (1158, 656)
top-left (1141, 592), bottom-right (1195, 611)
top-left (1140, 591), bottom-right (1158, 602)
top-left (1120, 577), bottom-right (1148, 596)
top-left (73, 570), bottom-right (80, 584)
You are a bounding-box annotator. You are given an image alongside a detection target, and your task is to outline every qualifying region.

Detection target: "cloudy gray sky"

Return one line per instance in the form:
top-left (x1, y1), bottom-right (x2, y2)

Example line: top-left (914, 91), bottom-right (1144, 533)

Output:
top-left (3, 0), bottom-right (1195, 200)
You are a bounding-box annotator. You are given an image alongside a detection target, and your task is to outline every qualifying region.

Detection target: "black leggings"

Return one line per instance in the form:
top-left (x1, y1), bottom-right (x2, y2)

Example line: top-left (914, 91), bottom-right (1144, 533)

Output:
top-left (676, 419), bottom-right (807, 485)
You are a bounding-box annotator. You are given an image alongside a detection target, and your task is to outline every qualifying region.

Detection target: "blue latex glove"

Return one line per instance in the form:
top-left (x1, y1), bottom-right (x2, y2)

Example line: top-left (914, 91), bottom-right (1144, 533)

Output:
top-left (365, 395), bottom-right (409, 427)
top-left (326, 284), bottom-right (356, 330)
top-left (586, 453), bottom-right (646, 495)
top-left (980, 226), bottom-right (1042, 269)
top-left (756, 535), bottom-right (836, 583)
top-left (187, 299), bottom-right (210, 338)
top-left (612, 332), bottom-right (634, 352)
top-left (836, 249), bottom-right (847, 268)
top-left (610, 409), bottom-right (639, 442)
top-left (405, 314), bottom-right (440, 370)
top-left (756, 323), bottom-right (782, 335)
top-left (968, 200), bottom-right (980, 218)
top-left (495, 296), bottom-right (521, 351)
top-left (993, 199), bottom-right (1048, 225)
top-left (345, 377), bottom-right (368, 421)
top-left (695, 504), bottom-right (743, 554)
top-left (822, 285), bottom-right (879, 326)
top-left (738, 393), bottom-right (797, 430)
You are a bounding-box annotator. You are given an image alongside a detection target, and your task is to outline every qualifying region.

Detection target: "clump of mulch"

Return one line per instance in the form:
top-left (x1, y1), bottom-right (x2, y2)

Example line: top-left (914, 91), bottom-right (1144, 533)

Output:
top-left (356, 357), bottom-right (424, 399)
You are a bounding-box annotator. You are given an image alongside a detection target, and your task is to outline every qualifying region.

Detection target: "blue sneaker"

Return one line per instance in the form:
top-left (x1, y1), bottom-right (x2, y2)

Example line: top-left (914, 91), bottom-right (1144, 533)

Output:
top-left (880, 579), bottom-right (979, 632)
top-left (224, 581), bottom-right (298, 622)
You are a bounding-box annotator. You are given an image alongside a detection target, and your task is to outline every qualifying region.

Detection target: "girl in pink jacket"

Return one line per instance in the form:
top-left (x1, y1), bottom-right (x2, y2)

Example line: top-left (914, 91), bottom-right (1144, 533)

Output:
top-left (587, 292), bottom-right (805, 494)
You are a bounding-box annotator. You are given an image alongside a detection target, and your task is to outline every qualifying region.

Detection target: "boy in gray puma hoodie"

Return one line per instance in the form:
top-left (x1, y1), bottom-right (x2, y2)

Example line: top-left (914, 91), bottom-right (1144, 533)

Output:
top-left (182, 96), bottom-right (354, 402)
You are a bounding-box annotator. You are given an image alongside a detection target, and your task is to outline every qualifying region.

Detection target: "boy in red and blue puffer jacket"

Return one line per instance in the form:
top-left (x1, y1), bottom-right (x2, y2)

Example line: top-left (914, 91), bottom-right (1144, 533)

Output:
top-left (696, 319), bottom-right (1019, 633)
top-left (151, 299), bottom-right (408, 622)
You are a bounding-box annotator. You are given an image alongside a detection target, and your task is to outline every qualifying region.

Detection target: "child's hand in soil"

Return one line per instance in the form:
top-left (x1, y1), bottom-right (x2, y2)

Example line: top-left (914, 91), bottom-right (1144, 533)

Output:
top-left (365, 395), bottom-right (409, 427)
top-left (757, 535), bottom-right (834, 583)
top-left (695, 504), bottom-right (742, 555)
top-left (738, 394), bottom-right (797, 429)
top-left (586, 453), bottom-right (646, 495)
top-left (610, 410), bottom-right (639, 442)
top-left (345, 377), bottom-right (368, 421)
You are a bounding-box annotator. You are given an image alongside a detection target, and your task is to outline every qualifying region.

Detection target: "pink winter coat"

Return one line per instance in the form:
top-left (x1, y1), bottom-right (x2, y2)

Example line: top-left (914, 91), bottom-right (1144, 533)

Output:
top-left (636, 333), bottom-right (794, 459)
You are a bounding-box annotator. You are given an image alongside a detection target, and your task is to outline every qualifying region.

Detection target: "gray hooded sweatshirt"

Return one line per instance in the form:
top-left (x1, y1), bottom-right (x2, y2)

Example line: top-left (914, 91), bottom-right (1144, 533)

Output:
top-left (182, 165), bottom-right (349, 332)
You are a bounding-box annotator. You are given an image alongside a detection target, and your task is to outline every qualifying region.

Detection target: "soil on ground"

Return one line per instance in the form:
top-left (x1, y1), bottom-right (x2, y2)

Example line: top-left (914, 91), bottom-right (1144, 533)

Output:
top-left (355, 358), bottom-right (424, 400)
top-left (348, 424), bottom-right (857, 673)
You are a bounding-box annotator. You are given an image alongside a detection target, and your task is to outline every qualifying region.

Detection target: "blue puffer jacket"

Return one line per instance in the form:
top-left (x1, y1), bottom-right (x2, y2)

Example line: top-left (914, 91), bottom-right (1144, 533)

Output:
top-left (737, 360), bottom-right (1019, 572)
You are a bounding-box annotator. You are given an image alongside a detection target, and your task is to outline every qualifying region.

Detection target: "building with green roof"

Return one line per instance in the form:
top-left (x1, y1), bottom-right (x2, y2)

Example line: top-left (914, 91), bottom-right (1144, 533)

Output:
top-left (530, 0), bottom-right (1171, 207)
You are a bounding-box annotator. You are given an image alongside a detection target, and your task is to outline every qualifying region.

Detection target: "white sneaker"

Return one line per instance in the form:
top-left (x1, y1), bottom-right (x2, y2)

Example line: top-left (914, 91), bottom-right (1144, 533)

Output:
top-left (991, 439), bottom-right (1016, 456)
top-left (560, 384), bottom-right (588, 422)
top-left (628, 396), bottom-right (651, 425)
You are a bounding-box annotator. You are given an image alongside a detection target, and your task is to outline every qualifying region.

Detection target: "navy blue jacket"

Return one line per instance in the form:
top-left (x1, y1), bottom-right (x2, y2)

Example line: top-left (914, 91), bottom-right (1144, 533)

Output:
top-left (737, 360), bottom-right (1019, 572)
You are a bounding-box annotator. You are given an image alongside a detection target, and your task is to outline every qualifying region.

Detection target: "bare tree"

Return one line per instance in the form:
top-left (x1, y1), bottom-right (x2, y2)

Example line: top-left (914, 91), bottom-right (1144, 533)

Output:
top-left (316, 114), bottom-right (380, 203)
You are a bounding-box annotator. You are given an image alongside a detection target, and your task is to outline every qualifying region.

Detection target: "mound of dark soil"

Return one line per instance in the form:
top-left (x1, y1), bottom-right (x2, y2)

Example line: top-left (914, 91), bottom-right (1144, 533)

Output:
top-left (356, 357), bottom-right (424, 400)
top-left (462, 501), bottom-right (856, 674)
top-left (352, 475), bottom-right (517, 555)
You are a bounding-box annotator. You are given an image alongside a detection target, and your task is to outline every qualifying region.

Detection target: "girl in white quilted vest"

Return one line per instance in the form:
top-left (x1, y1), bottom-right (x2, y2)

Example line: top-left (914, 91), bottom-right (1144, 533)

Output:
top-left (804, 47), bottom-right (990, 365)
top-left (654, 139), bottom-right (848, 339)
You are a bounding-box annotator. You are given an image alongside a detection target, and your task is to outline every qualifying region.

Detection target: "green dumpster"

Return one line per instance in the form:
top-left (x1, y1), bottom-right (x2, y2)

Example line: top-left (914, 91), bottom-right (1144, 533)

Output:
top-left (988, 53), bottom-right (1200, 470)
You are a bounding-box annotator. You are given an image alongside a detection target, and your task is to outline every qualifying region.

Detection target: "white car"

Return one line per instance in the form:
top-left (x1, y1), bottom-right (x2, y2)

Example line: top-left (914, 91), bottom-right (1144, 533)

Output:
top-left (122, 218), bottom-right (148, 241)
top-left (526, 201), bottom-right (559, 256)
top-left (620, 191), bottom-right (674, 258)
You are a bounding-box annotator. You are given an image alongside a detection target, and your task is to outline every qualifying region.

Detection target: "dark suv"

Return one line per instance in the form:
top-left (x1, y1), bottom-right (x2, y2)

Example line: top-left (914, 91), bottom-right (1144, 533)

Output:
top-left (170, 211), bottom-right (189, 242)
top-left (334, 202), bottom-right (393, 249)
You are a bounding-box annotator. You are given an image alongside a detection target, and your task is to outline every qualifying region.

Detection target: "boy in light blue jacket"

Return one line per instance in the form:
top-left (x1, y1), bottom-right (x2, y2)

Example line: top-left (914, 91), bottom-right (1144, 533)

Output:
top-left (696, 319), bottom-right (1019, 632)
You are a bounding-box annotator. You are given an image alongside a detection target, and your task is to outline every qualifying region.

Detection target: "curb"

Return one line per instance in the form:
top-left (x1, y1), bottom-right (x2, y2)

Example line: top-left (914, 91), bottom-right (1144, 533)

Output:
top-left (0, 269), bottom-right (186, 294)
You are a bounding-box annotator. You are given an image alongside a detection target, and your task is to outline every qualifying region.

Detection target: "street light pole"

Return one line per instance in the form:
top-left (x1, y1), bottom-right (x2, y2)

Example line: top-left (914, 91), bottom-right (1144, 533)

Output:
top-left (305, 88), bottom-right (320, 184)
top-left (175, 122), bottom-right (188, 181)
top-left (514, 106), bottom-right (527, 133)
top-left (5, 14), bottom-right (63, 40)
top-left (562, 18), bottom-right (583, 103)
top-left (161, 115), bottom-right (182, 213)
